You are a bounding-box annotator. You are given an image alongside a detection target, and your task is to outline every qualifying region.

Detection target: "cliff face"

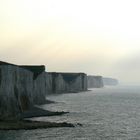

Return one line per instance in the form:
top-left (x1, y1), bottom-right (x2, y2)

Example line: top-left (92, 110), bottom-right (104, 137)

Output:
top-left (45, 73), bottom-right (53, 94)
top-left (0, 61), bottom-right (88, 120)
top-left (0, 64), bottom-right (34, 120)
top-left (103, 77), bottom-right (119, 86)
top-left (46, 72), bottom-right (87, 94)
top-left (33, 72), bottom-right (47, 104)
top-left (88, 76), bottom-right (104, 88)
top-left (0, 62), bottom-right (48, 120)
top-left (20, 66), bottom-right (47, 104)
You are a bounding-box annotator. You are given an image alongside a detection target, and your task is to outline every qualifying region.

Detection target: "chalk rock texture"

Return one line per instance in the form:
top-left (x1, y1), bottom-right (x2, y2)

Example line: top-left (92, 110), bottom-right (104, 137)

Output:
top-left (20, 66), bottom-right (47, 104)
top-left (46, 72), bottom-right (87, 94)
top-left (0, 61), bottom-right (88, 120)
top-left (0, 62), bottom-right (34, 120)
top-left (88, 75), bottom-right (104, 88)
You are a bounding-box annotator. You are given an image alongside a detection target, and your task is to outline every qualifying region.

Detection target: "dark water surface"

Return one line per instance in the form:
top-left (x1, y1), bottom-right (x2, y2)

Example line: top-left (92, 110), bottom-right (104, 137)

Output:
top-left (1, 86), bottom-right (140, 140)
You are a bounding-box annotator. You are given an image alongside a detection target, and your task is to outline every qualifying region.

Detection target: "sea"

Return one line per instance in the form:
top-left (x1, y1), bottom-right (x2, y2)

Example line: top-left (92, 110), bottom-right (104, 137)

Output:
top-left (1, 86), bottom-right (140, 140)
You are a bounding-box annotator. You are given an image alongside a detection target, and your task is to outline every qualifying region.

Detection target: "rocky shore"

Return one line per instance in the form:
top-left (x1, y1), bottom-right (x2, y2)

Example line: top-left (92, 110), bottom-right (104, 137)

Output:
top-left (0, 120), bottom-right (75, 130)
top-left (0, 106), bottom-right (75, 130)
top-left (21, 106), bottom-right (68, 118)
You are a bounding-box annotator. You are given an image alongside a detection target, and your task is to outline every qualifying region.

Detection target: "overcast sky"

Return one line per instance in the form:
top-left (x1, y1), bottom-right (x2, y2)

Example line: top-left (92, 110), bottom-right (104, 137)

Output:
top-left (1, 0), bottom-right (140, 84)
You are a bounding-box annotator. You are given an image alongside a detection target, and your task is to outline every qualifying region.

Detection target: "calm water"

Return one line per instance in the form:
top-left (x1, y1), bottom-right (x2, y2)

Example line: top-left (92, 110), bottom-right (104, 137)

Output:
top-left (1, 86), bottom-right (140, 140)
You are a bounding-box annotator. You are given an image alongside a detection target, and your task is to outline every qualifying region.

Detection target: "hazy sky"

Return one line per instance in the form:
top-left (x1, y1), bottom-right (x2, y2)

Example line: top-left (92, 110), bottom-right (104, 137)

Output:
top-left (1, 0), bottom-right (140, 84)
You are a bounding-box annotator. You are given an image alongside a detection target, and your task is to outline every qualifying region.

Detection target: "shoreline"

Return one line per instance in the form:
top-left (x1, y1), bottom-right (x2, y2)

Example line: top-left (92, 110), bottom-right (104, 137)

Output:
top-left (0, 106), bottom-right (77, 130)
top-left (0, 99), bottom-right (83, 130)
top-left (21, 106), bottom-right (68, 119)
top-left (0, 120), bottom-right (75, 130)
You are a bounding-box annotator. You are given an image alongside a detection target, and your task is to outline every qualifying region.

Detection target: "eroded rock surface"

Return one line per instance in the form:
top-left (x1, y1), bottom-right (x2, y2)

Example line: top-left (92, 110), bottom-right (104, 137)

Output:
top-left (46, 72), bottom-right (87, 94)
top-left (0, 63), bottom-right (34, 120)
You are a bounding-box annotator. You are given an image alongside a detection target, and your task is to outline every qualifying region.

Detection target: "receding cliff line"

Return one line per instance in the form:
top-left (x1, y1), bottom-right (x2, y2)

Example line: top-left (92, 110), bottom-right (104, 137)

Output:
top-left (0, 61), bottom-right (88, 121)
top-left (46, 72), bottom-right (87, 94)
top-left (103, 77), bottom-right (119, 86)
top-left (87, 75), bottom-right (104, 88)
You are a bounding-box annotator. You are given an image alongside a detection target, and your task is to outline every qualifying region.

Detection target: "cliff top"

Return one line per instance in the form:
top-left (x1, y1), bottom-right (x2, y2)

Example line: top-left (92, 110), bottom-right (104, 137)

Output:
top-left (0, 61), bottom-right (16, 66)
top-left (47, 72), bottom-right (86, 75)
top-left (0, 61), bottom-right (46, 80)
top-left (88, 75), bottom-right (103, 78)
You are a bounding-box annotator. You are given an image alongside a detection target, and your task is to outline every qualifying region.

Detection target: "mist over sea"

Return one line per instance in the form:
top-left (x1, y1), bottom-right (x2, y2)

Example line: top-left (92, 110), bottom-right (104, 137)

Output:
top-left (1, 86), bottom-right (140, 140)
